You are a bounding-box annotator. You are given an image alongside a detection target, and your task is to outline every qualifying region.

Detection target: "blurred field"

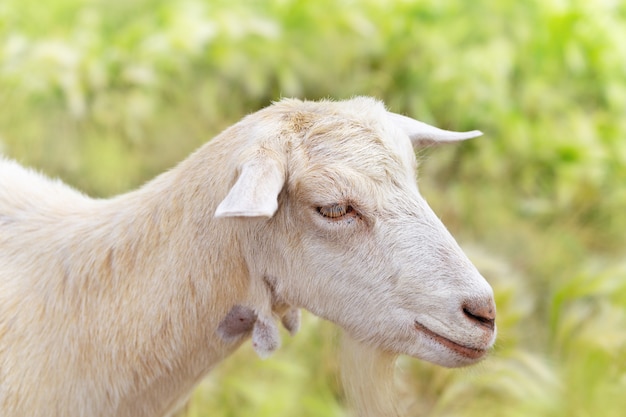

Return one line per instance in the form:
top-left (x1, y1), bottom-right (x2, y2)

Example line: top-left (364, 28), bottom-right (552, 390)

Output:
top-left (1, 0), bottom-right (625, 416)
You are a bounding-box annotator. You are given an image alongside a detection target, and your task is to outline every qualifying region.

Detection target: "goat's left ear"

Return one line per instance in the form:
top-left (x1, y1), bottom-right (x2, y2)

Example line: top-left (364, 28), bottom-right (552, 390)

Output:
top-left (388, 112), bottom-right (483, 147)
top-left (215, 155), bottom-right (286, 218)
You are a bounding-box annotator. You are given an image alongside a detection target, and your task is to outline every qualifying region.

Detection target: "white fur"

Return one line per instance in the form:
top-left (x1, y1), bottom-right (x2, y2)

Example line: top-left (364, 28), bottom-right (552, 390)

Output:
top-left (0, 97), bottom-right (496, 417)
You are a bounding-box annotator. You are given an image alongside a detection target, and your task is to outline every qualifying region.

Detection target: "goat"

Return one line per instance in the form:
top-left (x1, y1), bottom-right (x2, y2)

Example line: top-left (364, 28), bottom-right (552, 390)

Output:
top-left (0, 97), bottom-right (496, 417)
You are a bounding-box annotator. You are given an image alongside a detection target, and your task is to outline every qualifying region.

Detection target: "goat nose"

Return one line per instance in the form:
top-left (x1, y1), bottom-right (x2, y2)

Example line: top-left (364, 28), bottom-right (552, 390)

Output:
top-left (462, 299), bottom-right (496, 331)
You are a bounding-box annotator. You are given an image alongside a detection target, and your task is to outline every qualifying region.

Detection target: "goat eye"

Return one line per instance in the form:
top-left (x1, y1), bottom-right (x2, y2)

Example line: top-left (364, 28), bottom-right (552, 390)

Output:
top-left (317, 204), bottom-right (353, 219)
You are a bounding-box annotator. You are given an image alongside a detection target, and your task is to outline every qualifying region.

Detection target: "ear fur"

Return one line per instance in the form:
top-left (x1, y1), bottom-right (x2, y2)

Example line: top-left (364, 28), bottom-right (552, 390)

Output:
top-left (215, 154), bottom-right (285, 218)
top-left (388, 111), bottom-right (482, 146)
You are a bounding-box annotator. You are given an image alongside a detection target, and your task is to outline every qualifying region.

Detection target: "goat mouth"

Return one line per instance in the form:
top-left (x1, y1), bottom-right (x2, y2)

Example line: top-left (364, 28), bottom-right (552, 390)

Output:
top-left (414, 321), bottom-right (487, 360)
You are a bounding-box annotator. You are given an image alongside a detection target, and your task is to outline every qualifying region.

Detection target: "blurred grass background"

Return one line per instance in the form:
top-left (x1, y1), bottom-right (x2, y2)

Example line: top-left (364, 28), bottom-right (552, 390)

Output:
top-left (1, 0), bottom-right (625, 416)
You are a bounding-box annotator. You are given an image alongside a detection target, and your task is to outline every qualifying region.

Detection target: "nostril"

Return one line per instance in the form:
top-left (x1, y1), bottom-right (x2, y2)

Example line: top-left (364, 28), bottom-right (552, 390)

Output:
top-left (462, 301), bottom-right (496, 331)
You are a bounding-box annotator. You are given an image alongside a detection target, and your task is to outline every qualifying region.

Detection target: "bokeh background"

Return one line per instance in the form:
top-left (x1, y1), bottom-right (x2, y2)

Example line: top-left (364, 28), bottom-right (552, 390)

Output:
top-left (1, 0), bottom-right (625, 416)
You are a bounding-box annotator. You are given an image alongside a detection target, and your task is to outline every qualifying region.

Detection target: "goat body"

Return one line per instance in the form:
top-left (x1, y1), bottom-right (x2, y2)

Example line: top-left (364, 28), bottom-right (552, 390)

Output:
top-left (0, 98), bottom-right (496, 417)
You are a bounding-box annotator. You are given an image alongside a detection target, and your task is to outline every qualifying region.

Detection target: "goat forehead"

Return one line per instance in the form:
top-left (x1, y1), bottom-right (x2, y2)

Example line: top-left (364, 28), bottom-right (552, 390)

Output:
top-left (298, 122), bottom-right (412, 177)
top-left (273, 97), bottom-right (418, 186)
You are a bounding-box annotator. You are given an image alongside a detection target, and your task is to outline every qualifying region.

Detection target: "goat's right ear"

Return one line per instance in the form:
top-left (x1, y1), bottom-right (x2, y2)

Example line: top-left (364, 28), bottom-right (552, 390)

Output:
top-left (215, 155), bottom-right (286, 218)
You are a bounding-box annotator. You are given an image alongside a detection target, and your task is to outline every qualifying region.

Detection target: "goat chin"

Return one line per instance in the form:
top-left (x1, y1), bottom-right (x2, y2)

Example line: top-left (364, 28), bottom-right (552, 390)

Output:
top-left (341, 334), bottom-right (399, 417)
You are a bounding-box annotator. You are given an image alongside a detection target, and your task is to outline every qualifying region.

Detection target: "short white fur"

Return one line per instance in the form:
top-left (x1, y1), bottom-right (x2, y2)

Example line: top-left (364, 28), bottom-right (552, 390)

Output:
top-left (0, 97), bottom-right (495, 417)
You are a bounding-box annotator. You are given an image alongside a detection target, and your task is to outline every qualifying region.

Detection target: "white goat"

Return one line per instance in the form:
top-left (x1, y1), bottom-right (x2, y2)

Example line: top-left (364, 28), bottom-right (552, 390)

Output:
top-left (0, 97), bottom-right (496, 417)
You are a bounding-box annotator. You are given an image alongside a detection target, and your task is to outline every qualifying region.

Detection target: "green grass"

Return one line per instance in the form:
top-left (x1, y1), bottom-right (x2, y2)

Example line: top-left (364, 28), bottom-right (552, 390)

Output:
top-left (1, 0), bottom-right (625, 416)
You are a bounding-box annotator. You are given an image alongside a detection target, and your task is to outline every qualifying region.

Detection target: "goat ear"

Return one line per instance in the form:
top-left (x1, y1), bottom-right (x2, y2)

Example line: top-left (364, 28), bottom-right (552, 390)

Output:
top-left (388, 112), bottom-right (482, 147)
top-left (215, 156), bottom-right (285, 218)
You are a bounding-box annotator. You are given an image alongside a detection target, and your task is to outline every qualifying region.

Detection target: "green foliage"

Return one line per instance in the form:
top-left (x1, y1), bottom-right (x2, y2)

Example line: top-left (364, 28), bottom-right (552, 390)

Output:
top-left (1, 0), bottom-right (625, 416)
